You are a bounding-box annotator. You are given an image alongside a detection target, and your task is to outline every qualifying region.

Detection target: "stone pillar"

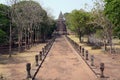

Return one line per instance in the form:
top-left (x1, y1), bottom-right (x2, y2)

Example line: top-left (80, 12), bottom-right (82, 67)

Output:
top-left (100, 63), bottom-right (105, 78)
top-left (45, 45), bottom-right (47, 53)
top-left (42, 48), bottom-right (45, 56)
top-left (79, 46), bottom-right (81, 53)
top-left (35, 55), bottom-right (39, 66)
top-left (76, 44), bottom-right (79, 51)
top-left (47, 43), bottom-right (50, 49)
top-left (86, 50), bottom-right (89, 60)
top-left (82, 48), bottom-right (84, 56)
top-left (39, 51), bottom-right (42, 61)
top-left (26, 63), bottom-right (31, 78)
top-left (91, 55), bottom-right (94, 66)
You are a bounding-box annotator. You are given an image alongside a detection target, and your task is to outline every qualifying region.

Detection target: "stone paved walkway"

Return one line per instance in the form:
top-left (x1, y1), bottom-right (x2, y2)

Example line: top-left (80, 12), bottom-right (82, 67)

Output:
top-left (36, 35), bottom-right (97, 80)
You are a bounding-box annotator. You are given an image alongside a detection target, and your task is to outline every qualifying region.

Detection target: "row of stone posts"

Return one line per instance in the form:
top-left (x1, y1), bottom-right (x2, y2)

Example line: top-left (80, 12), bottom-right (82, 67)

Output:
top-left (66, 35), bottom-right (105, 78)
top-left (26, 36), bottom-right (56, 80)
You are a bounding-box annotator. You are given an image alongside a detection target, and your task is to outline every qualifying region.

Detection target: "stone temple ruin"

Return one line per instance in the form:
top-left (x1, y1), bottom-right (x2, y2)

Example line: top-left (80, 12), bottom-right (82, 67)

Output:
top-left (56, 12), bottom-right (67, 35)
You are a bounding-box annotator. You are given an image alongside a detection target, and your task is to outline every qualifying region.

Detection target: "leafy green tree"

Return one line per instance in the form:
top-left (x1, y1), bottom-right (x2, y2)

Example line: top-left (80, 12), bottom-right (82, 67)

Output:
top-left (0, 4), bottom-right (10, 45)
top-left (0, 0), bottom-right (55, 53)
top-left (65, 9), bottom-right (90, 42)
top-left (91, 0), bottom-right (113, 53)
top-left (9, 0), bottom-right (56, 52)
top-left (0, 29), bottom-right (7, 45)
top-left (46, 17), bottom-right (56, 39)
top-left (104, 0), bottom-right (120, 38)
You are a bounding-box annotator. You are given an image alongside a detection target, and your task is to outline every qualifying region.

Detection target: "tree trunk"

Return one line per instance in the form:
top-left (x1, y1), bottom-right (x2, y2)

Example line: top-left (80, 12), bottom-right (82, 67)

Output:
top-left (18, 32), bottom-right (21, 52)
top-left (103, 39), bottom-right (107, 51)
top-left (109, 25), bottom-right (113, 54)
top-left (25, 28), bottom-right (27, 50)
top-left (42, 32), bottom-right (46, 43)
top-left (9, 21), bottom-right (12, 57)
top-left (109, 39), bottom-right (112, 54)
top-left (78, 34), bottom-right (82, 43)
top-left (87, 35), bottom-right (90, 44)
top-left (78, 29), bottom-right (82, 43)
top-left (18, 26), bottom-right (23, 53)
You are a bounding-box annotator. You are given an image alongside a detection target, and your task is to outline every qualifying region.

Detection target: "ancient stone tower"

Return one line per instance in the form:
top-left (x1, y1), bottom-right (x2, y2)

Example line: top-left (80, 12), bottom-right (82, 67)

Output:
top-left (56, 12), bottom-right (67, 35)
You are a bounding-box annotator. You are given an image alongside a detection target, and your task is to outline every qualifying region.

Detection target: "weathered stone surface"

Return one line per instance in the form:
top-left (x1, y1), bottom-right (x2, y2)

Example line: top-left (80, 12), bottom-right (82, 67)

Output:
top-left (36, 36), bottom-right (97, 80)
top-left (56, 12), bottom-right (67, 35)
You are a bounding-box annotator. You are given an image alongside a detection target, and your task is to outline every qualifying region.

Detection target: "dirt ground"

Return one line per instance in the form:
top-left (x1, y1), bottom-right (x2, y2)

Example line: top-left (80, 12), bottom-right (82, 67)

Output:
top-left (68, 35), bottom-right (120, 80)
top-left (0, 43), bottom-right (45, 80)
top-left (0, 35), bottom-right (120, 80)
top-left (36, 35), bottom-right (97, 80)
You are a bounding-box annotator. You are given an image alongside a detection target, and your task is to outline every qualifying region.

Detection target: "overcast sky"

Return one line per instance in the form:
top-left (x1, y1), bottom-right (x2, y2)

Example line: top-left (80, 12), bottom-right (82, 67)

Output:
top-left (0, 0), bottom-right (95, 19)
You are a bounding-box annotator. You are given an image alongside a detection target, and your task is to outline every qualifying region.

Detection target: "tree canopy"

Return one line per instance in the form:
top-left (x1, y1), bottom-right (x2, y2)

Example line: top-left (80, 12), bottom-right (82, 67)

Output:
top-left (0, 4), bottom-right (10, 45)
top-left (0, 0), bottom-right (56, 53)
top-left (65, 9), bottom-right (91, 42)
top-left (104, 0), bottom-right (120, 38)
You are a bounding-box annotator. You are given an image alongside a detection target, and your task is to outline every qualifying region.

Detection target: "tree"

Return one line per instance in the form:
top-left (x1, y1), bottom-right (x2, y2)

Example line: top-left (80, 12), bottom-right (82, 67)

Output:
top-left (92, 0), bottom-right (113, 53)
top-left (10, 0), bottom-right (46, 52)
top-left (0, 4), bottom-right (10, 45)
top-left (65, 9), bottom-right (90, 42)
top-left (104, 0), bottom-right (120, 38)
top-left (8, 0), bottom-right (56, 52)
top-left (0, 29), bottom-right (7, 45)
